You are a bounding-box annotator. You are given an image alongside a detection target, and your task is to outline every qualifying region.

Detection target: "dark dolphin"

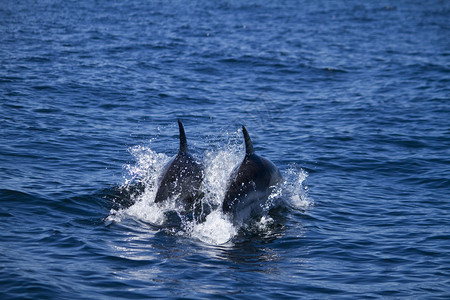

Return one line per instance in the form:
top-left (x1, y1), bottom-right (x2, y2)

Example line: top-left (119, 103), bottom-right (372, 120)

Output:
top-left (154, 120), bottom-right (204, 204)
top-left (222, 126), bottom-right (282, 224)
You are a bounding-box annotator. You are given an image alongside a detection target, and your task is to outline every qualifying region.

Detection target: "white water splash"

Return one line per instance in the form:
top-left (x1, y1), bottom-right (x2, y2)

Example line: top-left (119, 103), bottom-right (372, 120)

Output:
top-left (187, 210), bottom-right (237, 245)
top-left (105, 145), bottom-right (172, 226)
top-left (200, 145), bottom-right (242, 207)
top-left (281, 165), bottom-right (311, 210)
top-left (106, 135), bottom-right (311, 245)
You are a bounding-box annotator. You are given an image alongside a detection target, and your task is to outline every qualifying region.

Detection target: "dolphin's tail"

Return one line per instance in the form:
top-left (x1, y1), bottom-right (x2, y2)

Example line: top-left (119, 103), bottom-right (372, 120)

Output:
top-left (178, 119), bottom-right (188, 153)
top-left (242, 126), bottom-right (254, 156)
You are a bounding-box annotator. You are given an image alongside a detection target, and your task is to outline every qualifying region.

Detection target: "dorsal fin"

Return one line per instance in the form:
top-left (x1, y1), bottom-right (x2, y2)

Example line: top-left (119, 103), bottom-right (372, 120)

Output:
top-left (242, 125), bottom-right (254, 156)
top-left (178, 119), bottom-right (188, 153)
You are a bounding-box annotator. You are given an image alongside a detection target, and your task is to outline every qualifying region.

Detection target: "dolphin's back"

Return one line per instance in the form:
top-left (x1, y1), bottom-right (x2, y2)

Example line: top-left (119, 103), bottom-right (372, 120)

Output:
top-left (222, 127), bottom-right (281, 224)
top-left (154, 152), bottom-right (203, 203)
top-left (154, 120), bottom-right (203, 204)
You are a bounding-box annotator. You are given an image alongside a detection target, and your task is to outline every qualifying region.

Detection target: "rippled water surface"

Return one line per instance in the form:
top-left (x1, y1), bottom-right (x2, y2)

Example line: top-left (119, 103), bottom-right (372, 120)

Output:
top-left (1, 0), bottom-right (449, 299)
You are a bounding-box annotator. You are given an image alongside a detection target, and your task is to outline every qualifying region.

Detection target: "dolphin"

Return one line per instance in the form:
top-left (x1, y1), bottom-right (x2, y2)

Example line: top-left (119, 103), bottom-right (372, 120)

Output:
top-left (222, 126), bottom-right (282, 225)
top-left (154, 120), bottom-right (204, 204)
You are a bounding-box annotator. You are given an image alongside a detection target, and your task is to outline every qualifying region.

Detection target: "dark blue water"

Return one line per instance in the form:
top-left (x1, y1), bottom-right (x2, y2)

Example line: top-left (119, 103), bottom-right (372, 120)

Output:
top-left (1, 0), bottom-right (449, 299)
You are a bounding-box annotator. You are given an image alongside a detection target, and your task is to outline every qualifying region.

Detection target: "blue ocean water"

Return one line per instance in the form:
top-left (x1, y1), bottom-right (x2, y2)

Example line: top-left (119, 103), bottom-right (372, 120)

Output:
top-left (1, 0), bottom-right (449, 298)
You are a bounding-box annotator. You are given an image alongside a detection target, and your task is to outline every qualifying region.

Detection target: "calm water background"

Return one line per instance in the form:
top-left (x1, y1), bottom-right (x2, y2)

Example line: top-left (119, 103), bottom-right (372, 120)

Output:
top-left (1, 0), bottom-right (449, 299)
